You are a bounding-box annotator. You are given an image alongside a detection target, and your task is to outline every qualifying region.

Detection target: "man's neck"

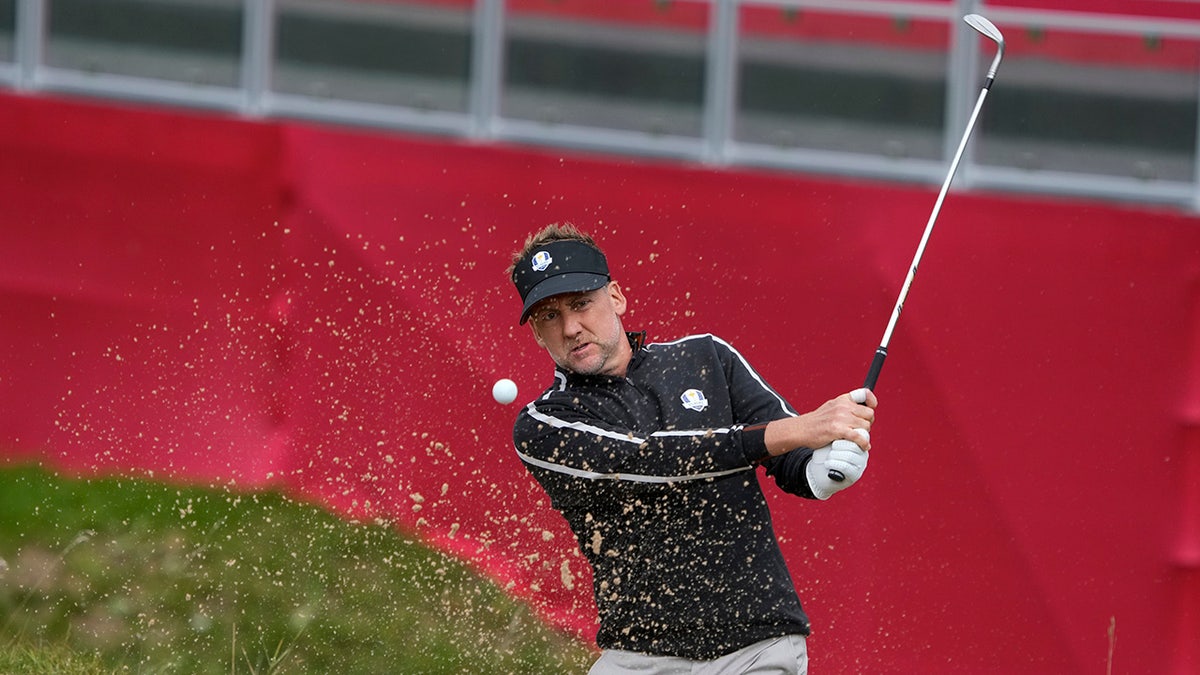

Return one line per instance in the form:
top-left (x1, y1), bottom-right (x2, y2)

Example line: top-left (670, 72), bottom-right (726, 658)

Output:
top-left (608, 331), bottom-right (644, 378)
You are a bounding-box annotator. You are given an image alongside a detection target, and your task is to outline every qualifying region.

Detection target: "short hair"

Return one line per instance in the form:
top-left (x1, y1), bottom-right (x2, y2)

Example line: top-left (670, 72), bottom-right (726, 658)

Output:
top-left (507, 223), bottom-right (599, 278)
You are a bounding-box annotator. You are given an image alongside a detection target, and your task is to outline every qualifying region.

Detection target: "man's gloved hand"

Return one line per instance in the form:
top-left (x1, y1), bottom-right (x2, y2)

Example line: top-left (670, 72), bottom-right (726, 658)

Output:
top-left (806, 429), bottom-right (870, 500)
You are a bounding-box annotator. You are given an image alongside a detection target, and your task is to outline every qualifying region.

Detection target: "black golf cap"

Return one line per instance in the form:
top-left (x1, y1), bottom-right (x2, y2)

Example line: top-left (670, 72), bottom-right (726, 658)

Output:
top-left (512, 239), bottom-right (610, 324)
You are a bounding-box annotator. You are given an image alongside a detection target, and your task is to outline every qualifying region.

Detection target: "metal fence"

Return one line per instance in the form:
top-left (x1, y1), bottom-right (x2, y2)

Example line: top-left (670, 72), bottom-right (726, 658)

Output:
top-left (2, 0), bottom-right (1198, 211)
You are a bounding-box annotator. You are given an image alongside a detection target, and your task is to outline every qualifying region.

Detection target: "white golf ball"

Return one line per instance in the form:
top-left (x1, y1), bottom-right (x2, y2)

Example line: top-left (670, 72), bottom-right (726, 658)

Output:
top-left (492, 378), bottom-right (518, 405)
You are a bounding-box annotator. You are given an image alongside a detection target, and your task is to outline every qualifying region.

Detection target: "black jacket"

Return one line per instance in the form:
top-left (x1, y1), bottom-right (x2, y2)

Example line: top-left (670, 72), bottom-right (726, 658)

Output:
top-left (513, 332), bottom-right (817, 659)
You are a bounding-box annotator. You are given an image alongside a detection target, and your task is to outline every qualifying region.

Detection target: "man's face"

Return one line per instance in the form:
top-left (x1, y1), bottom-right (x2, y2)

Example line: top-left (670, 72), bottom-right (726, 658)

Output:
top-left (527, 282), bottom-right (630, 377)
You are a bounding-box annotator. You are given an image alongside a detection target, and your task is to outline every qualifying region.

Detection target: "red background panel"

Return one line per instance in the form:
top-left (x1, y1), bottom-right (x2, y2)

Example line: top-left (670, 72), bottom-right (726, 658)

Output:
top-left (2, 91), bottom-right (1199, 673)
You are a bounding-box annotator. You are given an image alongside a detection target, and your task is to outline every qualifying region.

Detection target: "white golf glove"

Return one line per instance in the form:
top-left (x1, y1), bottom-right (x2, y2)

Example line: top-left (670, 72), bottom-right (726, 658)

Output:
top-left (806, 430), bottom-right (870, 501)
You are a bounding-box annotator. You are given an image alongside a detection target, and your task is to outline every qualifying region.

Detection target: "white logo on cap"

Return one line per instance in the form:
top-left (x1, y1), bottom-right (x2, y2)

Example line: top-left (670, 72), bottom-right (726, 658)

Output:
top-left (680, 389), bottom-right (709, 412)
top-left (531, 250), bottom-right (553, 272)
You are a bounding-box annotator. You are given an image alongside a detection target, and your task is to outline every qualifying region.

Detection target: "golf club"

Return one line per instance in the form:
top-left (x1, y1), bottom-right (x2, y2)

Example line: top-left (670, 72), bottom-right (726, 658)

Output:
top-left (828, 13), bottom-right (1005, 482)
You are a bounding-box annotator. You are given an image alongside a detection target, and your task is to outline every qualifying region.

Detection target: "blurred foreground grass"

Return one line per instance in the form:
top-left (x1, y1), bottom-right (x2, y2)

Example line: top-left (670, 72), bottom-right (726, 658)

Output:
top-left (0, 464), bottom-right (594, 674)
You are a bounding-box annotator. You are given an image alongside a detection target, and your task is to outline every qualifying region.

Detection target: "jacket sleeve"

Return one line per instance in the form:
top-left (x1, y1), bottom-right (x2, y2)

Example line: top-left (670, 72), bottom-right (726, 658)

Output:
top-left (713, 336), bottom-right (820, 499)
top-left (761, 450), bottom-right (818, 499)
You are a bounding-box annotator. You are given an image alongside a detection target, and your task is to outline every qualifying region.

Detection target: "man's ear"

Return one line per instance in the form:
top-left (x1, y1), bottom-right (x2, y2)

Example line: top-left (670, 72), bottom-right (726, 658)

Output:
top-left (609, 281), bottom-right (627, 316)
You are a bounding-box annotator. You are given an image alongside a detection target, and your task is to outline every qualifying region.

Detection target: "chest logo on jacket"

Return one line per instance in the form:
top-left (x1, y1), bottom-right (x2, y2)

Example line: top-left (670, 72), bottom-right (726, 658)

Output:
top-left (680, 388), bottom-right (709, 412)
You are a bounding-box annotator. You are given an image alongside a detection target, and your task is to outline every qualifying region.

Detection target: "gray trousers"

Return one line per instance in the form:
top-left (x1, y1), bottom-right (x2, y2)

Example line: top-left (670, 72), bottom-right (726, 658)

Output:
top-left (588, 635), bottom-right (808, 675)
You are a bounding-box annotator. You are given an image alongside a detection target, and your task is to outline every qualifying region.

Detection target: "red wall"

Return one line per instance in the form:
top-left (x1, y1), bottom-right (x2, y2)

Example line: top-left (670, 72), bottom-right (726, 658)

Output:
top-left (2, 92), bottom-right (1199, 673)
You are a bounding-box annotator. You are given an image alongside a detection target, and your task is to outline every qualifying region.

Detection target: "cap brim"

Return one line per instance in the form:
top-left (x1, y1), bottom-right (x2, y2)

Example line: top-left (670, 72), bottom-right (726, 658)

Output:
top-left (519, 272), bottom-right (610, 324)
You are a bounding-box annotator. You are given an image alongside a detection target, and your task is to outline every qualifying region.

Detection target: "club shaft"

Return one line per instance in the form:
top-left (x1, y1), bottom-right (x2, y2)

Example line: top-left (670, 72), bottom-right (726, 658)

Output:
top-left (827, 82), bottom-right (994, 483)
top-left (880, 86), bottom-right (989, 352)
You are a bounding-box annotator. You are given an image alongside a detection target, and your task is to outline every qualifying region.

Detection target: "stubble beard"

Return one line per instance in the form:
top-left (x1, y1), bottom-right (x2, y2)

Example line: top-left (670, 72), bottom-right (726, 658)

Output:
top-left (558, 318), bottom-right (625, 377)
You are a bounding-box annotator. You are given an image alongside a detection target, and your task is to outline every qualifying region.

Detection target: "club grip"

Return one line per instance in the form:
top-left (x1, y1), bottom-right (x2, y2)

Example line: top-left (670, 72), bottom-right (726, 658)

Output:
top-left (828, 347), bottom-right (887, 482)
top-left (863, 347), bottom-right (887, 391)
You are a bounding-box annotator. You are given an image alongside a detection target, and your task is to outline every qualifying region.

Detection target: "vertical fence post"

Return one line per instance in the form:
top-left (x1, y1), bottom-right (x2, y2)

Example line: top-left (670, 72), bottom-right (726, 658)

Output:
top-left (241, 0), bottom-right (275, 118)
top-left (946, 0), bottom-right (984, 189)
top-left (702, 0), bottom-right (738, 166)
top-left (470, 0), bottom-right (505, 139)
top-left (1193, 68), bottom-right (1200, 213)
top-left (14, 0), bottom-right (45, 92)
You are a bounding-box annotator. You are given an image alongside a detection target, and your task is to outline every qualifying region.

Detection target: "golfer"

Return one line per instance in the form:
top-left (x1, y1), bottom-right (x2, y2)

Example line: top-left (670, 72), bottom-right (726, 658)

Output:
top-left (508, 223), bottom-right (876, 674)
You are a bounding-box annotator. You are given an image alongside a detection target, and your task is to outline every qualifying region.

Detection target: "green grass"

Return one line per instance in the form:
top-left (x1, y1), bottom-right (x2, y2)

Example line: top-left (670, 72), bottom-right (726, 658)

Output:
top-left (0, 641), bottom-right (109, 674)
top-left (0, 464), bottom-right (594, 674)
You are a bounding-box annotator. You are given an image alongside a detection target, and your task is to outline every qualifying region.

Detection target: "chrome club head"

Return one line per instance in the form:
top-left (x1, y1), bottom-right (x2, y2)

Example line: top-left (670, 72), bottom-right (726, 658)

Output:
top-left (964, 13), bottom-right (1005, 79)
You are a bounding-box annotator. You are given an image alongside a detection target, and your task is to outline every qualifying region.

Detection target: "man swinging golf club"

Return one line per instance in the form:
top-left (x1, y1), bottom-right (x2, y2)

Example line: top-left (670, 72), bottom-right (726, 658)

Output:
top-left (507, 224), bottom-right (875, 674)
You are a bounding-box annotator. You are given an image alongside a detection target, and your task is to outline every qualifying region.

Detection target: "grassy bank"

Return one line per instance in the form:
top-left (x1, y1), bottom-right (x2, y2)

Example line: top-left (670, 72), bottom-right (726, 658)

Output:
top-left (0, 464), bottom-right (593, 673)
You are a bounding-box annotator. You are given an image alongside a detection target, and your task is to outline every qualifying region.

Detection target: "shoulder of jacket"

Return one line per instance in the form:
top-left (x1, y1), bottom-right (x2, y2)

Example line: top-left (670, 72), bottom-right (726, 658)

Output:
top-left (646, 333), bottom-right (725, 350)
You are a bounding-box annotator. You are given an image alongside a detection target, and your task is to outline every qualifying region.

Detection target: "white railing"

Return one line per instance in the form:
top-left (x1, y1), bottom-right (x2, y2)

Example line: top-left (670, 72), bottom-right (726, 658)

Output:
top-left (2, 0), bottom-right (1197, 212)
